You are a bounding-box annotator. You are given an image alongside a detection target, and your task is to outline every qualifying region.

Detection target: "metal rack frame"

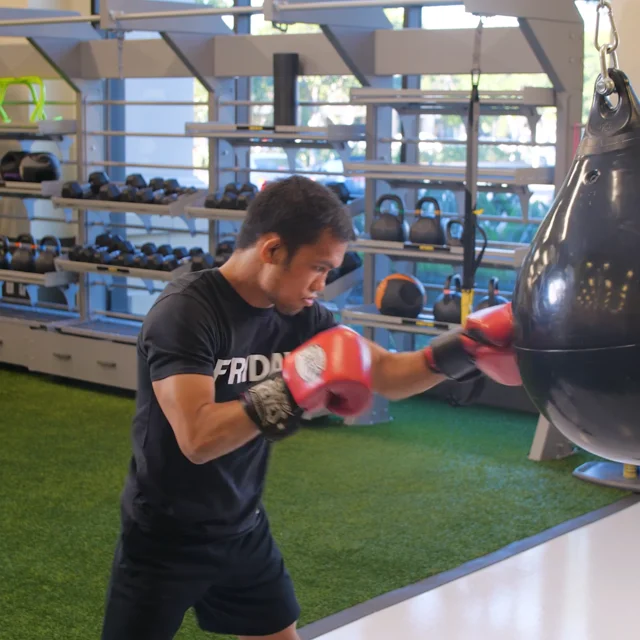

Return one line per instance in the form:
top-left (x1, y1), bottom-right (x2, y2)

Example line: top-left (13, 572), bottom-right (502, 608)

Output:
top-left (0, 0), bottom-right (581, 459)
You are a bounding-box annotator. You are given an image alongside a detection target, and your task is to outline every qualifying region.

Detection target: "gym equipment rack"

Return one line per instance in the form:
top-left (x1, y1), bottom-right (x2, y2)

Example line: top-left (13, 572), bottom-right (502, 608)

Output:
top-left (0, 0), bottom-right (584, 464)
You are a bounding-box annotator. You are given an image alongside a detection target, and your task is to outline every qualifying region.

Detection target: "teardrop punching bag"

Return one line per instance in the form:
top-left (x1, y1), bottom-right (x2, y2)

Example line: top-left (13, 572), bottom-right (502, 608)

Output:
top-left (513, 68), bottom-right (640, 465)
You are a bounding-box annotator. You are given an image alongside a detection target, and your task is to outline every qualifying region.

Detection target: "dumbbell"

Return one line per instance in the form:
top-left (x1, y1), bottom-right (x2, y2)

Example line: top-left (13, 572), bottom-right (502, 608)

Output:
top-left (163, 179), bottom-right (181, 195)
top-left (68, 244), bottom-right (95, 263)
top-left (126, 174), bottom-right (147, 189)
top-left (135, 187), bottom-right (165, 204)
top-left (0, 235), bottom-right (11, 269)
top-left (146, 253), bottom-right (178, 271)
top-left (119, 185), bottom-right (139, 203)
top-left (9, 233), bottom-right (38, 272)
top-left (34, 236), bottom-right (62, 274)
top-left (61, 171), bottom-right (110, 199)
top-left (99, 183), bottom-right (123, 201)
top-left (140, 242), bottom-right (158, 256)
top-left (214, 239), bottom-right (235, 267)
top-left (191, 252), bottom-right (215, 272)
top-left (172, 246), bottom-right (189, 260)
top-left (236, 183), bottom-right (259, 210)
top-left (204, 192), bottom-right (222, 209)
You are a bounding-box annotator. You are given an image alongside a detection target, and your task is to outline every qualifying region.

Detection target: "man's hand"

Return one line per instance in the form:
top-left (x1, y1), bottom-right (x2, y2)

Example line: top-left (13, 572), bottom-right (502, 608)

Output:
top-left (241, 326), bottom-right (373, 442)
top-left (424, 302), bottom-right (522, 386)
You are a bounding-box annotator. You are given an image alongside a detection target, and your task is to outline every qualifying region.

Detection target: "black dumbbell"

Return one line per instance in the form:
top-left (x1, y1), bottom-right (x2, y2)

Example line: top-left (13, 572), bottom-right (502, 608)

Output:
top-left (149, 177), bottom-right (165, 191)
top-left (204, 192), bottom-right (222, 209)
top-left (189, 247), bottom-right (204, 257)
top-left (236, 185), bottom-right (258, 210)
top-left (157, 244), bottom-right (173, 257)
top-left (163, 179), bottom-right (181, 195)
top-left (135, 188), bottom-right (163, 204)
top-left (131, 253), bottom-right (149, 269)
top-left (61, 172), bottom-right (110, 200)
top-left (34, 236), bottom-right (62, 274)
top-left (172, 246), bottom-right (189, 260)
top-left (126, 174), bottom-right (147, 189)
top-left (99, 183), bottom-right (122, 201)
top-left (119, 185), bottom-right (138, 203)
top-left (0, 235), bottom-right (11, 269)
top-left (191, 252), bottom-right (215, 272)
top-left (111, 251), bottom-right (137, 268)
top-left (95, 232), bottom-right (114, 249)
top-left (9, 233), bottom-right (37, 272)
top-left (140, 242), bottom-right (158, 256)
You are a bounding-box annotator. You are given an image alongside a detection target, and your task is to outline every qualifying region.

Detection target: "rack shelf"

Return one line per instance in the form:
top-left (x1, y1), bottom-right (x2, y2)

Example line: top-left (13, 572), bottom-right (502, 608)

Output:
top-left (184, 123), bottom-right (365, 150)
top-left (52, 189), bottom-right (207, 217)
top-left (352, 238), bottom-right (529, 270)
top-left (0, 301), bottom-right (78, 326)
top-left (54, 257), bottom-right (192, 291)
top-left (0, 119), bottom-right (77, 140)
top-left (344, 161), bottom-right (554, 188)
top-left (0, 267), bottom-right (77, 288)
top-left (349, 87), bottom-right (556, 117)
top-left (342, 304), bottom-right (458, 337)
top-left (54, 316), bottom-right (141, 345)
top-left (184, 206), bottom-right (248, 222)
top-left (0, 179), bottom-right (65, 198)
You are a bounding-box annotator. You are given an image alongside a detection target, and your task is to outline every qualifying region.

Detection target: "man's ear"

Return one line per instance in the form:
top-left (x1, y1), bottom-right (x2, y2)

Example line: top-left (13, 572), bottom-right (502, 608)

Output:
top-left (259, 234), bottom-right (286, 265)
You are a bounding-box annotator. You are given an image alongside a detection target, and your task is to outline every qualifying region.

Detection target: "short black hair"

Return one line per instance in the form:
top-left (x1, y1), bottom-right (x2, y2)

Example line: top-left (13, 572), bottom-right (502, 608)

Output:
top-left (236, 175), bottom-right (355, 256)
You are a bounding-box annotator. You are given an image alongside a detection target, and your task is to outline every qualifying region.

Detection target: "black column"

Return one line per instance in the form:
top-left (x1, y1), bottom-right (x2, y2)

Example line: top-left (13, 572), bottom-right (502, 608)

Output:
top-left (273, 53), bottom-right (299, 127)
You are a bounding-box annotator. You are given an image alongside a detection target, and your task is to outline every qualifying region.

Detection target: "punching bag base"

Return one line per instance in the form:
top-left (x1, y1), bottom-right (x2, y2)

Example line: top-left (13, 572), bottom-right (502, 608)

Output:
top-left (516, 344), bottom-right (640, 465)
top-left (573, 461), bottom-right (640, 493)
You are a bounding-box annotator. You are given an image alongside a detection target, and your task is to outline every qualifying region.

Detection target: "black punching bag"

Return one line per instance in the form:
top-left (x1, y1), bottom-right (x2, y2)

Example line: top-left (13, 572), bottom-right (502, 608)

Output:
top-left (513, 68), bottom-right (640, 465)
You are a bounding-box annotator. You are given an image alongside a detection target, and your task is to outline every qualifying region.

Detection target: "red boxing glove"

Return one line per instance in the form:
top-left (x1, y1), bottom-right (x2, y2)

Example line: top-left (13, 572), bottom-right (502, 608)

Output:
top-left (241, 326), bottom-right (373, 441)
top-left (283, 325), bottom-right (373, 417)
top-left (424, 303), bottom-right (522, 387)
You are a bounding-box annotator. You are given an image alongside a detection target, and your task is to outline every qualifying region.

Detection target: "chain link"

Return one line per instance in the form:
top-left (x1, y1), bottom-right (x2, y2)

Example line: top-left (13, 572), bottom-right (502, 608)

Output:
top-left (595, 0), bottom-right (620, 96)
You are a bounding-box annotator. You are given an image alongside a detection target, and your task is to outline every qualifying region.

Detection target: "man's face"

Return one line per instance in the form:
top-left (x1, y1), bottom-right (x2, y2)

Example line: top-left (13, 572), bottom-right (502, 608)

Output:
top-left (260, 230), bottom-right (348, 316)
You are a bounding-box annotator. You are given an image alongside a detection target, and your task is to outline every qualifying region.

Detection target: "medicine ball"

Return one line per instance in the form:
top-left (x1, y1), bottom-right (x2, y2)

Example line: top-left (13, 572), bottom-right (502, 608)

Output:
top-left (20, 152), bottom-right (62, 183)
top-left (375, 274), bottom-right (425, 319)
top-left (0, 151), bottom-right (28, 181)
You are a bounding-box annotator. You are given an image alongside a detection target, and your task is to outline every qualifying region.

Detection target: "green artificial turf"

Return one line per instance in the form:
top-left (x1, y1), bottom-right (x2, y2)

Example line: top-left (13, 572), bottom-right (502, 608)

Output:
top-left (0, 366), bottom-right (628, 639)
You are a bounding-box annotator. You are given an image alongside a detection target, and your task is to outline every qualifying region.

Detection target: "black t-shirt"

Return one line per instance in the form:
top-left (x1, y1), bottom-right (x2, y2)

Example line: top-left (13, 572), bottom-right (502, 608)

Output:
top-left (121, 268), bottom-right (337, 537)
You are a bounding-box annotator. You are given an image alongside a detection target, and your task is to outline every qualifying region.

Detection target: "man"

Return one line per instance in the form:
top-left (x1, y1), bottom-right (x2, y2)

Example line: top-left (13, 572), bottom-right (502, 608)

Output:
top-left (101, 176), bottom-right (520, 640)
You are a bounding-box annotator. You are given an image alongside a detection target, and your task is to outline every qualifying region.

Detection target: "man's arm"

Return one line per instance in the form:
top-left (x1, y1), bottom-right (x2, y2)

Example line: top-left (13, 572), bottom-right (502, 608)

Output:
top-left (152, 374), bottom-right (260, 465)
top-left (366, 341), bottom-right (446, 401)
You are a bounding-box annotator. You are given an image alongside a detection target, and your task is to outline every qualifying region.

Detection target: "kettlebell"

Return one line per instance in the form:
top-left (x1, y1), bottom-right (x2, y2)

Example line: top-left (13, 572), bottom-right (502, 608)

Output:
top-left (445, 219), bottom-right (463, 247)
top-left (10, 233), bottom-right (37, 272)
top-left (475, 277), bottom-right (509, 311)
top-left (34, 236), bottom-right (62, 274)
top-left (409, 196), bottom-right (445, 245)
top-left (375, 273), bottom-right (426, 319)
top-left (433, 274), bottom-right (463, 324)
top-left (370, 194), bottom-right (409, 242)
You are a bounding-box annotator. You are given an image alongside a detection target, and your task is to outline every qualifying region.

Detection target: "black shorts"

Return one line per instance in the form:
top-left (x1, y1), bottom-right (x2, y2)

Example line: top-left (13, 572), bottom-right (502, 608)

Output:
top-left (101, 510), bottom-right (300, 639)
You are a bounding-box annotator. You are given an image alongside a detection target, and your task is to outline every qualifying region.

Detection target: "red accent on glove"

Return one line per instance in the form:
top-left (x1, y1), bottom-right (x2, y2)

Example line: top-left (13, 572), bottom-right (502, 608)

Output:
top-left (462, 303), bottom-right (522, 386)
top-left (282, 325), bottom-right (373, 417)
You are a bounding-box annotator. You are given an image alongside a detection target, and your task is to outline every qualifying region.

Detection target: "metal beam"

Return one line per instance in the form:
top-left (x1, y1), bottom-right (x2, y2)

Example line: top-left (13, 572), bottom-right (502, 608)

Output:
top-left (101, 0), bottom-right (239, 34)
top-left (464, 0), bottom-right (582, 23)
top-left (160, 34), bottom-right (221, 93)
top-left (0, 9), bottom-right (99, 39)
top-left (375, 27), bottom-right (545, 76)
top-left (0, 27), bottom-right (554, 80)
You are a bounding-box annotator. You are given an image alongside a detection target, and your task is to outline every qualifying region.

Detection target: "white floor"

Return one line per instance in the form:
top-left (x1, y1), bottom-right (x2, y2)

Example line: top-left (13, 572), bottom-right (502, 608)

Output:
top-left (312, 501), bottom-right (640, 640)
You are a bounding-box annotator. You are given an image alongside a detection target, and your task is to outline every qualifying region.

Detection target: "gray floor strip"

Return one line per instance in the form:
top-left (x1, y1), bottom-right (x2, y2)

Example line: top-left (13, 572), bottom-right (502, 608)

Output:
top-left (299, 494), bottom-right (640, 640)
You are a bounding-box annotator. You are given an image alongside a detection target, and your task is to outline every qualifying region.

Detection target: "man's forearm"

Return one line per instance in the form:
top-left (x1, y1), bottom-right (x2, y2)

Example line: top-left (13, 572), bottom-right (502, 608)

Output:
top-left (188, 401), bottom-right (261, 464)
top-left (372, 350), bottom-right (445, 400)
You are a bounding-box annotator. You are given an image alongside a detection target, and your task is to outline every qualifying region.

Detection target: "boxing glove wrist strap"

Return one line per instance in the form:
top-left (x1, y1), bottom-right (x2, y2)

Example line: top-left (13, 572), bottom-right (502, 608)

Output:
top-left (240, 374), bottom-right (304, 442)
top-left (424, 328), bottom-right (481, 382)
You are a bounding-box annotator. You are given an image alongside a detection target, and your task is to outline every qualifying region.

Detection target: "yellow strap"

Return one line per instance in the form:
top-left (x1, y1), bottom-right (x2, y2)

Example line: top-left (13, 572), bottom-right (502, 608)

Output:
top-left (461, 289), bottom-right (474, 325)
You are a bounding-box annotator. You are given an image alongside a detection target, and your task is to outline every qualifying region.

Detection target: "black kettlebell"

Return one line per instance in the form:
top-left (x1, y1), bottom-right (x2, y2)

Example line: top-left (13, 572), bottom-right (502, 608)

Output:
top-left (433, 274), bottom-right (463, 324)
top-left (370, 194), bottom-right (409, 242)
top-left (475, 277), bottom-right (509, 311)
top-left (410, 196), bottom-right (445, 245)
top-left (34, 236), bottom-right (62, 274)
top-left (10, 233), bottom-right (37, 272)
top-left (445, 218), bottom-right (463, 247)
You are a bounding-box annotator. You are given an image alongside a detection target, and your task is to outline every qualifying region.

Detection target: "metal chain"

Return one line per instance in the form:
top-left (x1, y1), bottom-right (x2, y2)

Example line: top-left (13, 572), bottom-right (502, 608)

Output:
top-left (595, 0), bottom-right (620, 96)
